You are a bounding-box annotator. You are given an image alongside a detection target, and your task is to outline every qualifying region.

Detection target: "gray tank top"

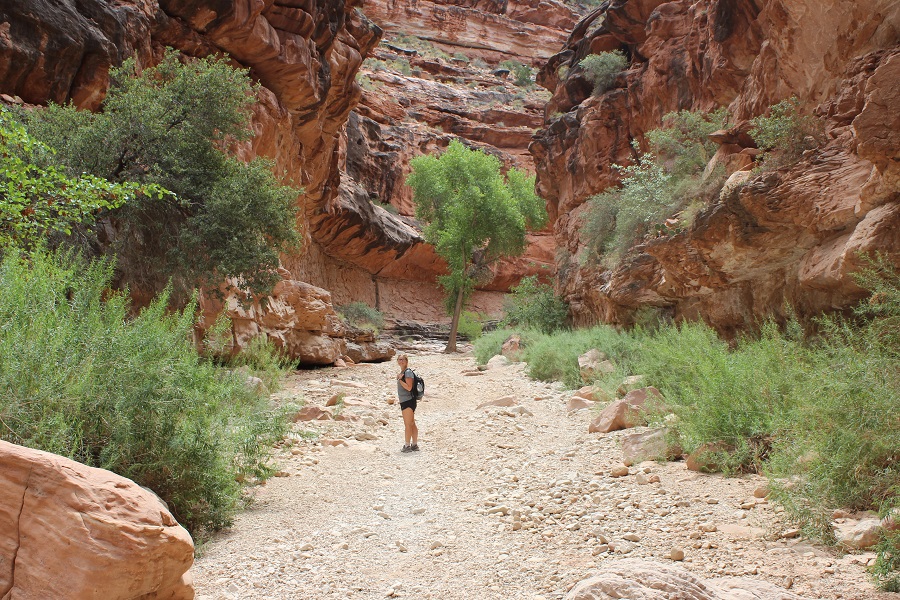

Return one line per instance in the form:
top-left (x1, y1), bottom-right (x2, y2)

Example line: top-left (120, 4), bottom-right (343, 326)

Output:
top-left (397, 368), bottom-right (414, 402)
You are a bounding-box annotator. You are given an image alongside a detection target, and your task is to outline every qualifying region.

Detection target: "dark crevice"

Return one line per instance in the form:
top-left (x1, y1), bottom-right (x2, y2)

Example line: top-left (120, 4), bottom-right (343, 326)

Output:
top-left (3, 467), bottom-right (32, 597)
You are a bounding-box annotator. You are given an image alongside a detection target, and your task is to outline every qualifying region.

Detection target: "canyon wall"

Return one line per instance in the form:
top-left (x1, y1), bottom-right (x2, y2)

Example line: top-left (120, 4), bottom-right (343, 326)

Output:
top-left (363, 0), bottom-right (578, 64)
top-left (288, 0), bottom-right (577, 320)
top-left (532, 0), bottom-right (900, 334)
top-left (0, 0), bottom-right (570, 329)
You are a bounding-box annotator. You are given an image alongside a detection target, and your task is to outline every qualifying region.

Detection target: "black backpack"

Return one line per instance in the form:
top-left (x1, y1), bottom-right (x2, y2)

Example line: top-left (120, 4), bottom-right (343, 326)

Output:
top-left (409, 370), bottom-right (425, 400)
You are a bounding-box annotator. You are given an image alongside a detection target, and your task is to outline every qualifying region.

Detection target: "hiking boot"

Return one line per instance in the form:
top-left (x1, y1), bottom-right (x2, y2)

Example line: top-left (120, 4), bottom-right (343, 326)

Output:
top-left (401, 444), bottom-right (412, 453)
top-left (410, 443), bottom-right (419, 452)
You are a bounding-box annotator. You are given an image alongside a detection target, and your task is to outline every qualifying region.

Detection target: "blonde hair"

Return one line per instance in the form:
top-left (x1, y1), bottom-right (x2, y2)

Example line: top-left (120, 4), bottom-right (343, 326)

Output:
top-left (396, 354), bottom-right (409, 363)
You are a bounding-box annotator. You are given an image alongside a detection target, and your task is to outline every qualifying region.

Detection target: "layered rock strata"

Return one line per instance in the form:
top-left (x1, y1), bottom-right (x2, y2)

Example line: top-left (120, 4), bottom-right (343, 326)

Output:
top-left (364, 0), bottom-right (578, 64)
top-left (0, 440), bottom-right (194, 600)
top-left (532, 0), bottom-right (900, 333)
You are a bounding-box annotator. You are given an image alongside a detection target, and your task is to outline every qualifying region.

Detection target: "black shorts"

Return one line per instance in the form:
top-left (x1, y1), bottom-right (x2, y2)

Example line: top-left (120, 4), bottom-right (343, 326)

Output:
top-left (399, 399), bottom-right (417, 412)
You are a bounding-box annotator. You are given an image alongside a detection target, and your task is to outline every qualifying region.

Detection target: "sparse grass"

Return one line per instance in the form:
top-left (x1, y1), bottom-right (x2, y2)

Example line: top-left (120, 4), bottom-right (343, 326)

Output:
top-left (227, 333), bottom-right (292, 392)
top-left (336, 301), bottom-right (385, 333)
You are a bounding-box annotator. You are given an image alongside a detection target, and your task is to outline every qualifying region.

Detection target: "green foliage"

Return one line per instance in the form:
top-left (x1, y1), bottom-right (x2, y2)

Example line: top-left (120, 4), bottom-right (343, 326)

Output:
top-left (749, 96), bottom-right (822, 169)
top-left (21, 49), bottom-right (301, 298)
top-left (453, 52), bottom-right (470, 63)
top-left (874, 508), bottom-right (900, 591)
top-left (499, 60), bottom-right (534, 87)
top-left (456, 310), bottom-right (484, 340)
top-left (337, 301), bottom-right (385, 333)
top-left (583, 154), bottom-right (674, 266)
top-left (502, 275), bottom-right (568, 333)
top-left (579, 51), bottom-right (628, 95)
top-left (647, 109), bottom-right (729, 177)
top-left (0, 108), bottom-right (169, 249)
top-left (0, 248), bottom-right (289, 537)
top-left (365, 57), bottom-right (412, 76)
top-left (407, 139), bottom-right (547, 350)
top-left (582, 109), bottom-right (729, 267)
top-left (473, 328), bottom-right (520, 365)
top-left (227, 334), bottom-right (292, 393)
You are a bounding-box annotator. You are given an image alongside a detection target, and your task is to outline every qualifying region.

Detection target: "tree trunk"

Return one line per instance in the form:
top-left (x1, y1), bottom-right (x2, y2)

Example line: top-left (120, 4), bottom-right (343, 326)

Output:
top-left (444, 283), bottom-right (466, 353)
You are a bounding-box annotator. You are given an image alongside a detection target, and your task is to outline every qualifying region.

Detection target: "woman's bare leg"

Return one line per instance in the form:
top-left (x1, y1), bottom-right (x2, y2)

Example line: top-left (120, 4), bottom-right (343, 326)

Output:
top-left (402, 408), bottom-right (415, 446)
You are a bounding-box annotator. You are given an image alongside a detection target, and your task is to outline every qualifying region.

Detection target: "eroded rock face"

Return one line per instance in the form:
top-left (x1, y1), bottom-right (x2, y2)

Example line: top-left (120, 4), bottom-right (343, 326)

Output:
top-left (564, 558), bottom-right (808, 599)
top-left (0, 440), bottom-right (194, 600)
top-left (364, 0), bottom-right (577, 64)
top-left (532, 0), bottom-right (900, 332)
top-left (199, 268), bottom-right (398, 364)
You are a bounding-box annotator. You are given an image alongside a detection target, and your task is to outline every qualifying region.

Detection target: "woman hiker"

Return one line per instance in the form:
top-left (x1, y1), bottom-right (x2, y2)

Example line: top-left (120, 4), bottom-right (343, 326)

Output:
top-left (395, 354), bottom-right (419, 453)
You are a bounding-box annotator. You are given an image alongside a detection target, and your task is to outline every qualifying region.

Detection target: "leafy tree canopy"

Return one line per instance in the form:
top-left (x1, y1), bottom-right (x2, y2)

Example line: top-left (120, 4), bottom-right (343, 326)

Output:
top-left (407, 139), bottom-right (547, 351)
top-left (0, 108), bottom-right (168, 249)
top-left (21, 48), bottom-right (301, 299)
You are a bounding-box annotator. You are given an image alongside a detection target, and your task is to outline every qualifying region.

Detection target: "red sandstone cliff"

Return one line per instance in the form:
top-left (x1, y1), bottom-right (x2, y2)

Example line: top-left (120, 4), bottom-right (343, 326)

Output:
top-left (364, 0), bottom-right (578, 64)
top-left (0, 0), bottom-right (569, 354)
top-left (531, 0), bottom-right (900, 334)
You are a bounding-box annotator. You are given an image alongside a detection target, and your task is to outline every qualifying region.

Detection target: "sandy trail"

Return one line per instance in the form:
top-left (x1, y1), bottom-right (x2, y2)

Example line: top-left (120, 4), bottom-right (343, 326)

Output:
top-left (192, 347), bottom-right (887, 600)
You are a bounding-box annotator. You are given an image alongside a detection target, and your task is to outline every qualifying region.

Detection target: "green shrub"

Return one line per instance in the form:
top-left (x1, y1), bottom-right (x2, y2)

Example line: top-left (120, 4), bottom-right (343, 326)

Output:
top-left (749, 96), bottom-right (823, 169)
top-left (582, 154), bottom-right (674, 267)
top-left (0, 248), bottom-right (289, 537)
top-left (473, 328), bottom-right (519, 364)
top-left (499, 60), bottom-right (534, 87)
top-left (502, 275), bottom-right (569, 333)
top-left (337, 301), bottom-right (385, 333)
top-left (579, 51), bottom-right (628, 95)
top-left (874, 508), bottom-right (900, 591)
top-left (646, 109), bottom-right (729, 177)
top-left (227, 333), bottom-right (292, 392)
top-left (457, 310), bottom-right (484, 340)
top-left (0, 108), bottom-right (170, 250)
top-left (581, 109), bottom-right (729, 267)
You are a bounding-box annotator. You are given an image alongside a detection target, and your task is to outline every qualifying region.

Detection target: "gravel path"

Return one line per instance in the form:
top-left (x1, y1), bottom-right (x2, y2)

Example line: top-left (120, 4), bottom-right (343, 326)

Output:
top-left (193, 346), bottom-right (889, 600)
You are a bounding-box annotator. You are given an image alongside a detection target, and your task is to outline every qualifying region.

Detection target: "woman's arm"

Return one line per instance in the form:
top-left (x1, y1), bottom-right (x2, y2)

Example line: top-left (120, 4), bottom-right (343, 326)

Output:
top-left (398, 371), bottom-right (414, 392)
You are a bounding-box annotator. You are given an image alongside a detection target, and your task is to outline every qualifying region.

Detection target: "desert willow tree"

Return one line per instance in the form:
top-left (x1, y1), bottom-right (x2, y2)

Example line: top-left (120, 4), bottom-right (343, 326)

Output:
top-left (407, 140), bottom-right (547, 352)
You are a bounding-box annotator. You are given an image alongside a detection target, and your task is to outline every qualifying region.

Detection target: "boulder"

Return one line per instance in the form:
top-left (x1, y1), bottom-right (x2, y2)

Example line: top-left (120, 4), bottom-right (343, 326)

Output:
top-left (0, 441), bottom-right (194, 600)
top-left (575, 385), bottom-right (611, 402)
top-left (834, 518), bottom-right (883, 550)
top-left (589, 387), bottom-right (662, 433)
top-left (487, 355), bottom-right (511, 369)
top-left (293, 406), bottom-right (334, 421)
top-left (567, 396), bottom-right (597, 411)
top-left (578, 349), bottom-right (615, 382)
top-left (617, 375), bottom-right (646, 396)
top-left (477, 396), bottom-right (518, 410)
top-left (564, 558), bottom-right (809, 600)
top-left (621, 427), bottom-right (681, 466)
top-left (344, 340), bottom-right (395, 363)
top-left (500, 335), bottom-right (523, 361)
